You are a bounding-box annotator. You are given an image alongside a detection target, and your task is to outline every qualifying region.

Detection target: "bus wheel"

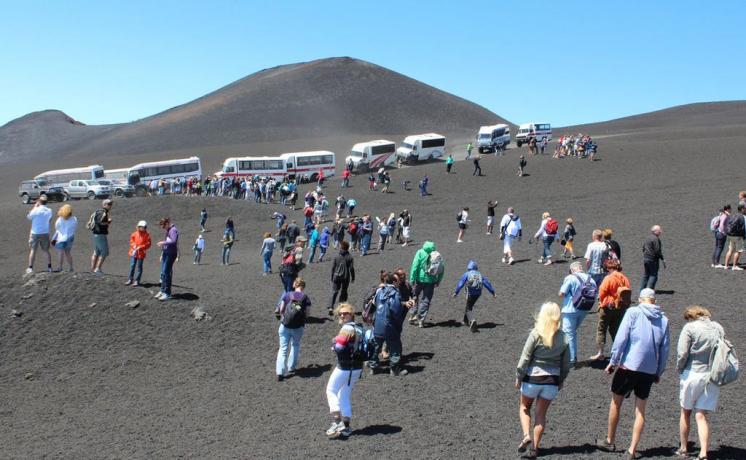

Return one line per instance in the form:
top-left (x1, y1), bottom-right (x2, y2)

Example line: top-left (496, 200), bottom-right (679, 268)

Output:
top-left (135, 187), bottom-right (147, 197)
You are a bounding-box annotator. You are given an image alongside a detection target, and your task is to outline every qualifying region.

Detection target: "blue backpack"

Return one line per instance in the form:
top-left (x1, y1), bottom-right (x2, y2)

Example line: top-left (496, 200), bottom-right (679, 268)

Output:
top-left (348, 322), bottom-right (376, 361)
top-left (571, 274), bottom-right (597, 311)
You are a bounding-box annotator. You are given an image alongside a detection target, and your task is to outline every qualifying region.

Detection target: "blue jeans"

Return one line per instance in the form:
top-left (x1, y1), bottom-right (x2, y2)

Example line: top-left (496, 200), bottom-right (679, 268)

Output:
top-left (222, 246), bottom-right (232, 265)
top-left (128, 256), bottom-right (144, 283)
top-left (361, 233), bottom-right (371, 255)
top-left (319, 246), bottom-right (328, 261)
top-left (263, 251), bottom-right (272, 273)
top-left (640, 258), bottom-right (659, 291)
top-left (591, 272), bottom-right (606, 291)
top-left (160, 252), bottom-right (176, 295)
top-left (276, 324), bottom-right (304, 375)
top-left (542, 236), bottom-right (555, 259)
top-left (561, 310), bottom-right (589, 363)
top-left (307, 245), bottom-right (317, 263)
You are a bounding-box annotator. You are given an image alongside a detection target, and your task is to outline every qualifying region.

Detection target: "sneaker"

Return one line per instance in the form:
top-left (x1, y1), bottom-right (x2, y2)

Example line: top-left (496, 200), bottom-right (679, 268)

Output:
top-left (486, 232), bottom-right (492, 235)
top-left (277, 374), bottom-right (284, 382)
top-left (25, 268), bottom-right (33, 274)
top-left (338, 426), bottom-right (352, 438)
top-left (508, 257), bottom-right (515, 265)
top-left (470, 320), bottom-right (478, 333)
top-left (155, 292), bottom-right (165, 299)
top-left (391, 368), bottom-right (409, 376)
top-left (596, 438), bottom-right (616, 452)
top-left (325, 421), bottom-right (344, 437)
top-left (47, 267), bottom-right (53, 272)
top-left (327, 308), bottom-right (334, 317)
top-left (93, 269), bottom-right (104, 276)
top-left (715, 264), bottom-right (726, 269)
top-left (159, 294), bottom-right (172, 302)
top-left (125, 280), bottom-right (132, 285)
top-left (733, 266), bottom-right (744, 271)
top-left (501, 257), bottom-right (507, 264)
top-left (132, 282), bottom-right (140, 287)
top-left (456, 239), bottom-right (464, 243)
top-left (537, 258), bottom-right (544, 264)
top-left (418, 320), bottom-right (424, 328)
top-left (544, 260), bottom-right (553, 266)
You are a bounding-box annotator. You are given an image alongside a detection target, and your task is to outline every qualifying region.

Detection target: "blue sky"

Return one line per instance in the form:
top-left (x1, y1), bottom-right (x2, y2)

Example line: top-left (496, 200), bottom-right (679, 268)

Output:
top-left (1, 0), bottom-right (744, 127)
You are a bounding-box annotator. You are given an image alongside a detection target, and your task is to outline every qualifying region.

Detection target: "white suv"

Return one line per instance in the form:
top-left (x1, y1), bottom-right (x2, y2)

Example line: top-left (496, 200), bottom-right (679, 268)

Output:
top-left (64, 180), bottom-right (111, 200)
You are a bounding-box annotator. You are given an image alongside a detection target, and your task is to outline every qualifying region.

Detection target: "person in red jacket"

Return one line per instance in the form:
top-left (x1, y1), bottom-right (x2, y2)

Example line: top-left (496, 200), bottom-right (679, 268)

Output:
top-left (126, 220), bottom-right (152, 286)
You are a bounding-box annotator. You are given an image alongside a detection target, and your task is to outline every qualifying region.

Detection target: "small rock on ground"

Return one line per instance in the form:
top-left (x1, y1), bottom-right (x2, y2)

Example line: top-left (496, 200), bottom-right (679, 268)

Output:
top-left (124, 300), bottom-right (140, 309)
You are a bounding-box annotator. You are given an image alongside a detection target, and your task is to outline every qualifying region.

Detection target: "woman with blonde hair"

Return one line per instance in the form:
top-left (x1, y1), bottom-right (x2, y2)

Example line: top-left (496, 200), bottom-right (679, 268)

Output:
top-left (515, 302), bottom-right (570, 458)
top-left (676, 306), bottom-right (726, 459)
top-left (325, 303), bottom-right (365, 439)
top-left (52, 204), bottom-right (77, 272)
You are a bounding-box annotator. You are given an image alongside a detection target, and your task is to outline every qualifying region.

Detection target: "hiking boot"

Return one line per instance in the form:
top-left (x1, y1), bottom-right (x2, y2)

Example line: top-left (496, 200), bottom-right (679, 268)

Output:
top-left (596, 438), bottom-right (616, 452)
top-left (470, 320), bottom-right (478, 333)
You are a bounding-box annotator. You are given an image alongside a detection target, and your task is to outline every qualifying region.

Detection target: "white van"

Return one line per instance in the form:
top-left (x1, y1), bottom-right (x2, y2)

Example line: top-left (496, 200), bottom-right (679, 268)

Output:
top-left (345, 140), bottom-right (397, 171)
top-left (35, 165), bottom-right (105, 187)
top-left (396, 133), bottom-right (446, 163)
top-left (126, 156), bottom-right (202, 196)
top-left (515, 123), bottom-right (552, 147)
top-left (476, 124), bottom-right (511, 153)
top-left (282, 151), bottom-right (336, 182)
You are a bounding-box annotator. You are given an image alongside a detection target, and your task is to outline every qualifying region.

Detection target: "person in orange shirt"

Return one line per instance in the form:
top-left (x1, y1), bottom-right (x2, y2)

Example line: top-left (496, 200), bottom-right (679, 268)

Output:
top-left (126, 220), bottom-right (152, 286)
top-left (590, 258), bottom-right (631, 360)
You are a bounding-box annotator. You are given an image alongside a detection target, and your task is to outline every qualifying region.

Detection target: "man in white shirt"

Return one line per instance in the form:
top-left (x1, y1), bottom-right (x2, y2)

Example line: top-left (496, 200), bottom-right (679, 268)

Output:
top-left (499, 207), bottom-right (522, 265)
top-left (585, 229), bottom-right (609, 287)
top-left (26, 195), bottom-right (53, 273)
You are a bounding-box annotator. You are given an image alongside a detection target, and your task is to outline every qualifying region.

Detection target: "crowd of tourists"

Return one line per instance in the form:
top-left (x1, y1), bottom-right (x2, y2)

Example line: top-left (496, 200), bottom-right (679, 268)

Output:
top-left (23, 155), bottom-right (740, 458)
top-left (553, 133), bottom-right (598, 160)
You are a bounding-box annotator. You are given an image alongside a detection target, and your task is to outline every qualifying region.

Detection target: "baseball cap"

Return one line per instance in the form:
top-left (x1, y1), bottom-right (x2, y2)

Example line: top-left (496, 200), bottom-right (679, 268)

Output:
top-left (102, 199), bottom-right (113, 206)
top-left (137, 220), bottom-right (147, 228)
top-left (639, 288), bottom-right (656, 299)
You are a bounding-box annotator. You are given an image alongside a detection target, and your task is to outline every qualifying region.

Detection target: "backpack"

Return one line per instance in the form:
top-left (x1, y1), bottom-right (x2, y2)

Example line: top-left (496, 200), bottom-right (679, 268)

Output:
top-left (571, 274), bottom-right (597, 311)
top-left (348, 322), bottom-right (376, 362)
top-left (614, 286), bottom-right (632, 309)
top-left (86, 210), bottom-right (102, 231)
top-left (544, 218), bottom-right (559, 235)
top-left (709, 334), bottom-right (739, 386)
top-left (281, 295), bottom-right (307, 328)
top-left (426, 251), bottom-right (444, 277)
top-left (605, 241), bottom-right (620, 262)
top-left (466, 271), bottom-right (483, 290)
top-left (710, 214), bottom-right (721, 233)
top-left (726, 214), bottom-right (745, 237)
top-left (456, 212), bottom-right (462, 223)
top-left (362, 289), bottom-right (378, 325)
top-left (348, 222), bottom-right (357, 235)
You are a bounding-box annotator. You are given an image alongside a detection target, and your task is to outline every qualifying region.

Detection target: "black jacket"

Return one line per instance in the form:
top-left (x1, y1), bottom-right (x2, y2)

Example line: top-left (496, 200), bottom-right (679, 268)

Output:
top-left (331, 250), bottom-right (355, 283)
top-left (642, 235), bottom-right (663, 261)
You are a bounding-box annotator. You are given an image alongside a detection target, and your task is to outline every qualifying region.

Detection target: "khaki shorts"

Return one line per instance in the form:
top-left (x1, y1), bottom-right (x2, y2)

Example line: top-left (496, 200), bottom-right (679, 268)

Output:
top-left (29, 233), bottom-right (50, 251)
top-left (726, 236), bottom-right (744, 253)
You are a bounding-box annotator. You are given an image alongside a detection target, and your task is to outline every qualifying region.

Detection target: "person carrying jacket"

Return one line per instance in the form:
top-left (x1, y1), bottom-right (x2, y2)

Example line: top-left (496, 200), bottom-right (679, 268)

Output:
top-left (327, 241), bottom-right (355, 315)
top-left (368, 273), bottom-right (409, 376)
top-left (453, 260), bottom-right (496, 332)
top-left (408, 241), bottom-right (445, 327)
top-left (126, 220), bottom-right (151, 286)
top-left (598, 288), bottom-right (670, 458)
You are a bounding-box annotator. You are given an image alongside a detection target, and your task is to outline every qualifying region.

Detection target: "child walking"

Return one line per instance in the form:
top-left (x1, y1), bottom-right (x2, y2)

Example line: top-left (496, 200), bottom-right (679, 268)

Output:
top-left (453, 260), bottom-right (496, 332)
top-left (126, 221), bottom-right (152, 286)
top-left (193, 234), bottom-right (205, 264)
top-left (561, 218), bottom-right (576, 259)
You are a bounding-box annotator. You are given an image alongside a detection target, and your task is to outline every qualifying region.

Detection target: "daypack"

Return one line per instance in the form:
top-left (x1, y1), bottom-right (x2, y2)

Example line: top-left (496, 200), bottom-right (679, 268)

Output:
top-left (426, 251), bottom-right (444, 277)
top-left (466, 271), bottom-right (483, 290)
top-left (544, 218), bottom-right (559, 235)
top-left (86, 210), bottom-right (103, 231)
top-left (362, 289), bottom-right (378, 325)
top-left (614, 286), bottom-right (632, 309)
top-left (571, 274), bottom-right (597, 311)
top-left (281, 295), bottom-right (307, 328)
top-left (348, 223), bottom-right (357, 235)
top-left (456, 212), bottom-right (462, 223)
top-left (709, 214), bottom-right (721, 233)
top-left (605, 241), bottom-right (620, 262)
top-left (726, 214), bottom-right (745, 237)
top-left (709, 334), bottom-right (739, 386)
top-left (348, 322), bottom-right (376, 362)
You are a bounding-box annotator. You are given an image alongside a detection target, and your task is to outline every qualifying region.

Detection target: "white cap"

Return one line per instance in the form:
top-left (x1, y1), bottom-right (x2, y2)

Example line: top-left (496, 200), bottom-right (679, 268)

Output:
top-left (137, 220), bottom-right (147, 228)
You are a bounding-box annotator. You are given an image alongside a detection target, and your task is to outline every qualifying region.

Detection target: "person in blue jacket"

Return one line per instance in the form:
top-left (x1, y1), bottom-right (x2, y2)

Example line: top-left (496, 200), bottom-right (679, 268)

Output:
top-left (307, 225), bottom-right (320, 263)
top-left (368, 272), bottom-right (409, 376)
top-left (453, 260), bottom-right (496, 332)
top-left (318, 227), bottom-right (331, 262)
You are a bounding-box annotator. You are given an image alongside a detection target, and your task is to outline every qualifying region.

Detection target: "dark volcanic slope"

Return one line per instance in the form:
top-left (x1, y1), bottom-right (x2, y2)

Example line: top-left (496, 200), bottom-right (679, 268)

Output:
top-left (0, 110), bottom-right (121, 163)
top-left (0, 57), bottom-right (506, 163)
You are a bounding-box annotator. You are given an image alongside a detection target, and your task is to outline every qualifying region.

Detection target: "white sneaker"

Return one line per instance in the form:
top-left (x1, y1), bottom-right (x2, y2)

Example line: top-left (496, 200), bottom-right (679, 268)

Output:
top-left (501, 257), bottom-right (507, 264)
top-left (537, 258), bottom-right (544, 264)
top-left (457, 239), bottom-right (464, 243)
top-left (326, 421), bottom-right (344, 437)
top-left (155, 292), bottom-right (165, 299)
top-left (733, 266), bottom-right (744, 271)
top-left (159, 294), bottom-right (172, 301)
top-left (508, 257), bottom-right (515, 265)
top-left (25, 268), bottom-right (33, 274)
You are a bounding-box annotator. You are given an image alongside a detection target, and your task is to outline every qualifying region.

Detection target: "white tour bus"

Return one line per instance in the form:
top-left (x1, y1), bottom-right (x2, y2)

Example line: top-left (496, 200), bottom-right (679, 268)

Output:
top-left (220, 151), bottom-right (335, 182)
top-left (345, 140), bottom-right (397, 171)
top-left (396, 133), bottom-right (446, 163)
top-left (35, 165), bottom-right (105, 187)
top-left (476, 124), bottom-right (511, 153)
top-left (515, 122), bottom-right (552, 147)
top-left (126, 156), bottom-right (202, 195)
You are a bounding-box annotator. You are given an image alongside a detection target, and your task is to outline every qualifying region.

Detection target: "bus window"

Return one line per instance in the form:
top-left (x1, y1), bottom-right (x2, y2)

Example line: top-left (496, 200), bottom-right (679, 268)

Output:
top-left (421, 138), bottom-right (445, 149)
top-left (94, 169), bottom-right (104, 179)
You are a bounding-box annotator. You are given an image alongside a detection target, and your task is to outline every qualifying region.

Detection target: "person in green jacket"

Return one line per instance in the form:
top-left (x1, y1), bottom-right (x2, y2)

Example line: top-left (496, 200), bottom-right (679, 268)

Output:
top-left (408, 241), bottom-right (445, 327)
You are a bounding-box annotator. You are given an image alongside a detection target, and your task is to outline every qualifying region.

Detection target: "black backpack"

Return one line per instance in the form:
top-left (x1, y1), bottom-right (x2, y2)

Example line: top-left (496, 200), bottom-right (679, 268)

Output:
top-left (571, 274), bottom-right (597, 311)
top-left (726, 214), bottom-right (745, 237)
top-left (281, 295), bottom-right (307, 328)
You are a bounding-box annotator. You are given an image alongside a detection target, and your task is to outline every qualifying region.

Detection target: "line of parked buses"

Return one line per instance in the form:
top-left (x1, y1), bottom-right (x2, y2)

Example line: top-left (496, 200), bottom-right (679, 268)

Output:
top-left (19, 122), bottom-right (552, 204)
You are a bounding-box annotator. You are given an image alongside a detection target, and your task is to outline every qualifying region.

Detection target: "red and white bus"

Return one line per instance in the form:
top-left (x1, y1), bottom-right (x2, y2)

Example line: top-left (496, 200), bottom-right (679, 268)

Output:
top-left (218, 151), bottom-right (336, 182)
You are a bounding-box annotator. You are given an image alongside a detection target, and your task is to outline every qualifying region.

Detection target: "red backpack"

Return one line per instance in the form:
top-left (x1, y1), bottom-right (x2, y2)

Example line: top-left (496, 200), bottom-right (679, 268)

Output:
top-left (545, 218), bottom-right (559, 235)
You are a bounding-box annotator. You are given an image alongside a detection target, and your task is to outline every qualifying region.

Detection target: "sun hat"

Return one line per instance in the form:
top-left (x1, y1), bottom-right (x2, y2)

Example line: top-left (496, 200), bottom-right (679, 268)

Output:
top-left (137, 220), bottom-right (147, 228)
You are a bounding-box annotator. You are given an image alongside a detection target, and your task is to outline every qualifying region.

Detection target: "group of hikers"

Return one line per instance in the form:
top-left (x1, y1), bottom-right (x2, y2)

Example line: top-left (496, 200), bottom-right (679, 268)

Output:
top-left (553, 133), bottom-right (598, 159)
top-left (23, 150), bottom-right (741, 459)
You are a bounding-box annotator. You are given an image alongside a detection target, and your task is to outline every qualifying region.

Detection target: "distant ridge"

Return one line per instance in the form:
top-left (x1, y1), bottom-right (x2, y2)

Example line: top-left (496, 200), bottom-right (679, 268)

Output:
top-left (0, 57), bottom-right (507, 164)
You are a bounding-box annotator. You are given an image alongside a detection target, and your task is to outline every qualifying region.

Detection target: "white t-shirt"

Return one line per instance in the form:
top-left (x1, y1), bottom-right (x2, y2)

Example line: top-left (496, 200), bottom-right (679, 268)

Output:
top-left (459, 211), bottom-right (469, 225)
top-left (53, 216), bottom-right (78, 242)
top-left (584, 241), bottom-right (609, 274)
top-left (500, 214), bottom-right (521, 237)
top-left (27, 205), bottom-right (52, 235)
top-left (195, 238), bottom-right (205, 250)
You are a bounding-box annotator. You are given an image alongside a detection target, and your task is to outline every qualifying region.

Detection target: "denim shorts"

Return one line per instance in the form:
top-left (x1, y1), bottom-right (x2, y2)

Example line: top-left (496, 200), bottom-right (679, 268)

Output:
top-left (521, 382), bottom-right (559, 401)
top-left (55, 236), bottom-right (74, 250)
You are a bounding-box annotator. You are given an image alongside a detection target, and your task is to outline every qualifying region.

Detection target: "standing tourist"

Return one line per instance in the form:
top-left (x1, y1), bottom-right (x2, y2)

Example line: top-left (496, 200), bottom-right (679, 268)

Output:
top-left (515, 302), bottom-right (570, 459)
top-left (408, 241), bottom-right (445, 327)
top-left (327, 240), bottom-right (355, 316)
top-left (155, 218), bottom-right (179, 301)
top-left (446, 154), bottom-right (454, 173)
top-left (640, 225), bottom-right (665, 291)
top-left (51, 204), bottom-right (77, 272)
top-left (193, 234), bottom-right (205, 265)
top-left (261, 231), bottom-right (276, 275)
top-left (590, 259), bottom-right (631, 361)
top-left (723, 203), bottom-right (745, 270)
top-left (276, 278), bottom-right (311, 381)
top-left (711, 205), bottom-right (730, 268)
top-left (534, 212), bottom-right (559, 266)
top-left (126, 221), bottom-right (151, 286)
top-left (597, 288), bottom-right (670, 459)
top-left (89, 199), bottom-right (113, 275)
top-left (199, 208), bottom-right (208, 232)
top-left (400, 209), bottom-right (412, 246)
top-left (499, 207), bottom-right (522, 265)
top-left (457, 207), bottom-right (469, 243)
top-left (486, 200), bottom-right (498, 235)
top-left (325, 303), bottom-right (365, 439)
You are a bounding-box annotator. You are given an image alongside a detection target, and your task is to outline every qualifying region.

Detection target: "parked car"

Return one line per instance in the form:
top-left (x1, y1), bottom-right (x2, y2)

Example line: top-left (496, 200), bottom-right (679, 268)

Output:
top-left (18, 179), bottom-right (67, 204)
top-left (97, 179), bottom-right (134, 197)
top-left (64, 180), bottom-right (111, 200)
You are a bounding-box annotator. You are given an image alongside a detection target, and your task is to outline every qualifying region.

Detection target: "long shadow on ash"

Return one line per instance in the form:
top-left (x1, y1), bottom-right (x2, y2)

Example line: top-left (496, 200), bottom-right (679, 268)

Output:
top-left (352, 424), bottom-right (402, 436)
top-left (511, 258), bottom-right (531, 264)
top-left (306, 316), bottom-right (332, 324)
top-left (172, 293), bottom-right (200, 301)
top-left (638, 446), bottom-right (681, 458)
top-left (575, 358), bottom-right (609, 370)
top-left (403, 351), bottom-right (434, 362)
top-left (712, 445), bottom-right (746, 459)
top-left (478, 322), bottom-right (502, 330)
top-left (431, 319), bottom-right (462, 328)
top-left (539, 444), bottom-right (597, 457)
top-left (655, 290), bottom-right (675, 295)
top-left (293, 364), bottom-right (332, 379)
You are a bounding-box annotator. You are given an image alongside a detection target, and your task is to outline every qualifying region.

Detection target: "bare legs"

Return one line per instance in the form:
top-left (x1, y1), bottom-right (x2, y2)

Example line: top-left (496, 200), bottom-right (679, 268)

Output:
top-left (606, 393), bottom-right (648, 456)
top-left (519, 394), bottom-right (552, 451)
top-left (680, 408), bottom-right (710, 458)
